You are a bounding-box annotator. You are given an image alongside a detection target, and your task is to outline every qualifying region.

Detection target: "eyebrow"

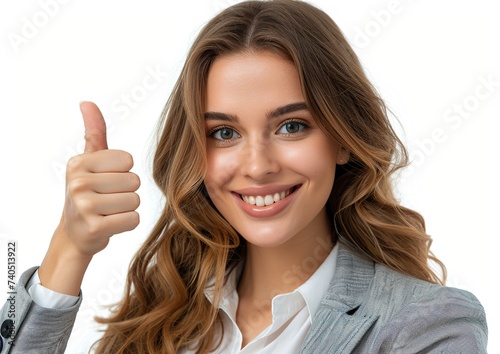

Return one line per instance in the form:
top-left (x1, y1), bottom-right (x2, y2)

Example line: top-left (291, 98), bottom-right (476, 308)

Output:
top-left (204, 102), bottom-right (308, 122)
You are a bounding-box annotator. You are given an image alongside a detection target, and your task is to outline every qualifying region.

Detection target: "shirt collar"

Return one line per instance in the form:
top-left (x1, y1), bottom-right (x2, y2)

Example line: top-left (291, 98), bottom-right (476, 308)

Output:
top-left (295, 243), bottom-right (338, 318)
top-left (204, 261), bottom-right (243, 318)
top-left (204, 243), bottom-right (338, 320)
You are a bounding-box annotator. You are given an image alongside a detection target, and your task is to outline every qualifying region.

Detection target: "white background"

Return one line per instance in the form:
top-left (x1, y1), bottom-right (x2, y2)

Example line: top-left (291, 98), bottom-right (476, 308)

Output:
top-left (1, 0), bottom-right (498, 352)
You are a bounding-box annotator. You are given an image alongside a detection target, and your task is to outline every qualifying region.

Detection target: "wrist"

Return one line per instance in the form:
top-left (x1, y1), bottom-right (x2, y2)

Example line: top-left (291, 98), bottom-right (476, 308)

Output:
top-left (38, 224), bottom-right (93, 296)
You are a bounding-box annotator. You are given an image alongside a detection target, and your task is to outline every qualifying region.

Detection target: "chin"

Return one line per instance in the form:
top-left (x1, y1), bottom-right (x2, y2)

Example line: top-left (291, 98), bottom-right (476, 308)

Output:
top-left (239, 229), bottom-right (292, 249)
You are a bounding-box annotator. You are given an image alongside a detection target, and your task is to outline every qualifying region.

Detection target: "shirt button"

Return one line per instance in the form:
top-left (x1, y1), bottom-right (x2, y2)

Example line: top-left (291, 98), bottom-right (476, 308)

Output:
top-left (0, 319), bottom-right (14, 339)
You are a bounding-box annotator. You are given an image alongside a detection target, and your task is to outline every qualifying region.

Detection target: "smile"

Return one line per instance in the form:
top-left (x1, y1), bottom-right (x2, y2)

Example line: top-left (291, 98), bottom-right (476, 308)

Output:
top-left (240, 186), bottom-right (298, 206)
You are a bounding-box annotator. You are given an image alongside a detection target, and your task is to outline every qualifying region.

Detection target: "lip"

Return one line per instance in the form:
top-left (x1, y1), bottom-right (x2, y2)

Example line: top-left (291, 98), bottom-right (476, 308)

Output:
top-left (232, 184), bottom-right (301, 218)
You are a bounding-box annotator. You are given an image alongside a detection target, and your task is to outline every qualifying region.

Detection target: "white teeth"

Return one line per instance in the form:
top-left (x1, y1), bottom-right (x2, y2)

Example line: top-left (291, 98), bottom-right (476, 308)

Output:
top-left (241, 188), bottom-right (294, 207)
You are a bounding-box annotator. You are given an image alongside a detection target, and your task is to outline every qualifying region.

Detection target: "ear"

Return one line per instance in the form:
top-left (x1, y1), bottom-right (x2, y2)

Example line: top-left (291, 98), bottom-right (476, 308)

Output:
top-left (336, 147), bottom-right (350, 165)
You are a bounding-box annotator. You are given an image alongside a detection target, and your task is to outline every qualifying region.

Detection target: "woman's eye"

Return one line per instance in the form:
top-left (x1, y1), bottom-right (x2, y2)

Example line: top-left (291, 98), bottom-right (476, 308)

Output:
top-left (277, 121), bottom-right (307, 134)
top-left (211, 127), bottom-right (240, 140)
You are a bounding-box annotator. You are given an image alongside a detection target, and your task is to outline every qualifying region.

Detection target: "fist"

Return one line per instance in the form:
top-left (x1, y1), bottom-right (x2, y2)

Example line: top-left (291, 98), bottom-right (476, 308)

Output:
top-left (60, 101), bottom-right (140, 257)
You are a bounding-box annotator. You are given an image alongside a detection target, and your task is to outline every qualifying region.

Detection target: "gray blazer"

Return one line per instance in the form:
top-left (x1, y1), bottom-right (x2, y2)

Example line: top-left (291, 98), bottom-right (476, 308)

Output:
top-left (0, 245), bottom-right (487, 353)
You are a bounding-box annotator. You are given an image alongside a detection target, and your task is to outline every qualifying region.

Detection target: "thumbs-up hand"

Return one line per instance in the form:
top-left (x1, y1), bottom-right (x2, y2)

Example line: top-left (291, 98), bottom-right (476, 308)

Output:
top-left (60, 101), bottom-right (140, 255)
top-left (38, 102), bottom-right (140, 296)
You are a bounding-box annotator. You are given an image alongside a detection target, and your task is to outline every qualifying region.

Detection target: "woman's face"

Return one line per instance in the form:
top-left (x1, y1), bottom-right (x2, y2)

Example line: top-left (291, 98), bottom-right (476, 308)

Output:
top-left (203, 51), bottom-right (347, 248)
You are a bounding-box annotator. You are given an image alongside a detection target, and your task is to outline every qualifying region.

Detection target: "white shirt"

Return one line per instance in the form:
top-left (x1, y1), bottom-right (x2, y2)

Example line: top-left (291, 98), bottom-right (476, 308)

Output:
top-left (185, 244), bottom-right (338, 353)
top-left (28, 245), bottom-right (338, 353)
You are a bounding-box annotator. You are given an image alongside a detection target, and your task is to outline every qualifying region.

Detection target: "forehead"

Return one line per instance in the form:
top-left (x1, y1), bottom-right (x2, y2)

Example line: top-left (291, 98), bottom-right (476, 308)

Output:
top-left (205, 51), bottom-right (305, 113)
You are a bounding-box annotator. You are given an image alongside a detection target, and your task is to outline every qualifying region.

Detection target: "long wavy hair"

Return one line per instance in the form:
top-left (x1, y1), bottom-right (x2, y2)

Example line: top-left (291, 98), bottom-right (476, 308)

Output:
top-left (93, 1), bottom-right (446, 353)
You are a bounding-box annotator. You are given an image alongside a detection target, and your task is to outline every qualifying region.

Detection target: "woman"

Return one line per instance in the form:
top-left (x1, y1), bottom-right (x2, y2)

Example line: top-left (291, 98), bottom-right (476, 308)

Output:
top-left (0, 1), bottom-right (487, 353)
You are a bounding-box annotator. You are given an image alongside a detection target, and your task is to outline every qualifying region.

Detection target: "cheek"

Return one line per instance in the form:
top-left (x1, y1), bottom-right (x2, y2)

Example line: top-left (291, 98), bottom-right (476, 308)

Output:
top-left (204, 148), bottom-right (239, 198)
top-left (284, 138), bottom-right (338, 178)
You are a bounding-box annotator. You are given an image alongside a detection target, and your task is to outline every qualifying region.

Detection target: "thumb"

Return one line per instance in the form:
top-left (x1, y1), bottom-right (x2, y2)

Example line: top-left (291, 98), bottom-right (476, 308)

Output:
top-left (80, 101), bottom-right (108, 153)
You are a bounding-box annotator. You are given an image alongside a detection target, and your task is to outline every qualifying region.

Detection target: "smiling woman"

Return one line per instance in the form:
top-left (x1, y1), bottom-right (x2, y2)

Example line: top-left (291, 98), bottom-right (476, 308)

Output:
top-left (0, 1), bottom-right (487, 354)
top-left (202, 52), bottom-right (346, 345)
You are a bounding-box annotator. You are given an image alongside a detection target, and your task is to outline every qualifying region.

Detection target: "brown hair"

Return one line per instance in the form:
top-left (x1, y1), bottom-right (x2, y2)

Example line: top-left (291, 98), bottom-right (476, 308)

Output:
top-left (94, 1), bottom-right (445, 353)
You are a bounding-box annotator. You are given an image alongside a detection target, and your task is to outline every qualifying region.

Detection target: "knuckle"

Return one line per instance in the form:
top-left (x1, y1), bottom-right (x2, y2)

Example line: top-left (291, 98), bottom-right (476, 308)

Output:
top-left (74, 196), bottom-right (93, 213)
top-left (67, 177), bottom-right (89, 196)
top-left (66, 155), bottom-right (84, 173)
top-left (86, 219), bottom-right (102, 238)
top-left (84, 133), bottom-right (94, 147)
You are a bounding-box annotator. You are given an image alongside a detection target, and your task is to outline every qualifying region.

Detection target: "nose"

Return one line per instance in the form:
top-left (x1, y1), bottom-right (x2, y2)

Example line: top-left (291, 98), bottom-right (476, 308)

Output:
top-left (239, 138), bottom-right (280, 180)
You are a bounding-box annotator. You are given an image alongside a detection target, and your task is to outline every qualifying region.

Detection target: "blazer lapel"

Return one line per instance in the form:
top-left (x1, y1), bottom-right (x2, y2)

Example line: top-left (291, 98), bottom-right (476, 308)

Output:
top-left (299, 244), bottom-right (379, 354)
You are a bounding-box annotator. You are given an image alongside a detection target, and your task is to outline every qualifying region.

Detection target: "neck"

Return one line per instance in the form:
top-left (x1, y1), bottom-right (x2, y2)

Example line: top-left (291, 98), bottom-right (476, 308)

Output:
top-left (237, 231), bottom-right (334, 303)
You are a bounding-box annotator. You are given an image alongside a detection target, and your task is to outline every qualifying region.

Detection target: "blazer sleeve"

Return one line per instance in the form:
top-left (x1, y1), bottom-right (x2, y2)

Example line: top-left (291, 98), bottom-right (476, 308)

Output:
top-left (377, 286), bottom-right (488, 354)
top-left (0, 267), bottom-right (82, 354)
